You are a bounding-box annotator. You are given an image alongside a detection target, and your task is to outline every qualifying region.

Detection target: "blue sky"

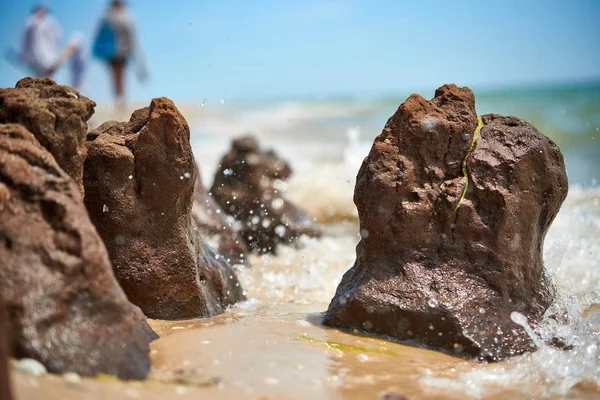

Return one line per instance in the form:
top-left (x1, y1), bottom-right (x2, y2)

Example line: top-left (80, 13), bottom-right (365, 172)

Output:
top-left (0, 0), bottom-right (599, 104)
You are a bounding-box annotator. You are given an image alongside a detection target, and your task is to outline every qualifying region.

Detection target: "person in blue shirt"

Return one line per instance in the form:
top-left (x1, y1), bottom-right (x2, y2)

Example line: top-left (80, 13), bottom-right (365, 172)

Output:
top-left (93, 0), bottom-right (146, 109)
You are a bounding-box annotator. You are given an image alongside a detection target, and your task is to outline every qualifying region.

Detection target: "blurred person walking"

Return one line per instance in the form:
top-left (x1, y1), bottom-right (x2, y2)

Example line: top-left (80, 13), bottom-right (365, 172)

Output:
top-left (13, 5), bottom-right (86, 90)
top-left (93, 0), bottom-right (146, 110)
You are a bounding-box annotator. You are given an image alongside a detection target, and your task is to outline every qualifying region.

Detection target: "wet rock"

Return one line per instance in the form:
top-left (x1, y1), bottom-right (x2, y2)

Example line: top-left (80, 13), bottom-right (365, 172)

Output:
top-left (323, 84), bottom-right (568, 361)
top-left (0, 123), bottom-right (153, 379)
top-left (0, 78), bottom-right (95, 195)
top-left (211, 136), bottom-right (320, 254)
top-left (0, 295), bottom-right (12, 400)
top-left (84, 98), bottom-right (245, 320)
top-left (192, 164), bottom-right (249, 266)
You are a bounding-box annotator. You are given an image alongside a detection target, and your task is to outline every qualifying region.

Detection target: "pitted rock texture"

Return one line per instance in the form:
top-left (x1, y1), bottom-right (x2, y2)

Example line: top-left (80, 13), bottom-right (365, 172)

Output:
top-left (84, 98), bottom-right (245, 320)
top-left (192, 164), bottom-right (249, 266)
top-left (0, 78), bottom-right (95, 195)
top-left (0, 123), bottom-right (153, 380)
top-left (211, 136), bottom-right (321, 254)
top-left (322, 84), bottom-right (568, 361)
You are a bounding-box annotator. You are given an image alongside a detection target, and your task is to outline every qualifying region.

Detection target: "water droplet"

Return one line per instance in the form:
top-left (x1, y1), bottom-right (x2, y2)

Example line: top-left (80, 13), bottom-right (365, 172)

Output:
top-left (274, 225), bottom-right (286, 237)
top-left (183, 172), bottom-right (191, 179)
top-left (427, 297), bottom-right (439, 308)
top-left (223, 168), bottom-right (233, 176)
top-left (128, 175), bottom-right (133, 180)
top-left (271, 198), bottom-right (284, 210)
top-left (479, 307), bottom-right (486, 314)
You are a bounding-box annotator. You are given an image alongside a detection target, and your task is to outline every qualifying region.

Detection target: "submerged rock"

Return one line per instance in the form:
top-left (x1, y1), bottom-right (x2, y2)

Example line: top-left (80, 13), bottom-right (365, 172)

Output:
top-left (323, 84), bottom-right (568, 361)
top-left (0, 123), bottom-right (153, 379)
top-left (0, 78), bottom-right (95, 195)
top-left (192, 164), bottom-right (249, 266)
top-left (211, 136), bottom-right (320, 254)
top-left (84, 98), bottom-right (245, 320)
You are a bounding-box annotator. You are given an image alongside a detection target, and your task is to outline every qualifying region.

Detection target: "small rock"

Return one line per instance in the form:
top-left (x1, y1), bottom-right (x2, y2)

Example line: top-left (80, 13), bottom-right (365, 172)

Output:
top-left (211, 136), bottom-right (321, 254)
top-left (379, 391), bottom-right (407, 400)
top-left (10, 359), bottom-right (47, 377)
top-left (264, 377), bottom-right (280, 385)
top-left (63, 372), bottom-right (82, 383)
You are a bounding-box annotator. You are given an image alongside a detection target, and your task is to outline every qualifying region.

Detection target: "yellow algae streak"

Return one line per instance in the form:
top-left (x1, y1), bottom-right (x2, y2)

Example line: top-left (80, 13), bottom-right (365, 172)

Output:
top-left (297, 335), bottom-right (398, 356)
top-left (452, 115), bottom-right (484, 214)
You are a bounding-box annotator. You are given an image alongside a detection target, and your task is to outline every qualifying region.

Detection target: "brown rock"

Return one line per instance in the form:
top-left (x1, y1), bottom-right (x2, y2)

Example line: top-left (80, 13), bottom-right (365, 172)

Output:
top-left (0, 295), bottom-right (12, 400)
top-left (211, 136), bottom-right (320, 254)
top-left (0, 78), bottom-right (95, 195)
top-left (0, 123), bottom-right (153, 379)
top-left (192, 164), bottom-right (249, 266)
top-left (323, 84), bottom-right (568, 361)
top-left (84, 98), bottom-right (245, 320)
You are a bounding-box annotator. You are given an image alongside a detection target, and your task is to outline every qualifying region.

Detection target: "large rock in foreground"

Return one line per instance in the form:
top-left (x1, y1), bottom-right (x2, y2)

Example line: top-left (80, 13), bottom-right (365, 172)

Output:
top-left (323, 84), bottom-right (568, 361)
top-left (0, 123), bottom-right (153, 379)
top-left (211, 136), bottom-right (320, 254)
top-left (0, 78), bottom-right (95, 195)
top-left (84, 98), bottom-right (245, 320)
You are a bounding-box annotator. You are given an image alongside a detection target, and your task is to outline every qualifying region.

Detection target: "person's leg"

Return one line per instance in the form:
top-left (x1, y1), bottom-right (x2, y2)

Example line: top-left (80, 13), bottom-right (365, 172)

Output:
top-left (110, 60), bottom-right (126, 109)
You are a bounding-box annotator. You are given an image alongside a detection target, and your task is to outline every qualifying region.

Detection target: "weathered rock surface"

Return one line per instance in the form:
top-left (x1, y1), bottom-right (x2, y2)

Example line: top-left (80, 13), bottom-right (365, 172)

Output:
top-left (323, 84), bottom-right (568, 361)
top-left (192, 164), bottom-right (249, 266)
top-left (0, 295), bottom-right (12, 400)
top-left (211, 136), bottom-right (320, 254)
top-left (0, 78), bottom-right (95, 195)
top-left (0, 123), bottom-right (153, 379)
top-left (84, 98), bottom-right (245, 320)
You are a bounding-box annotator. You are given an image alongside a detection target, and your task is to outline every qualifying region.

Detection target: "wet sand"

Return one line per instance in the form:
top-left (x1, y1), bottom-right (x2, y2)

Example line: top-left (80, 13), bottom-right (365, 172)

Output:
top-left (11, 306), bottom-right (599, 400)
top-left (10, 224), bottom-right (600, 399)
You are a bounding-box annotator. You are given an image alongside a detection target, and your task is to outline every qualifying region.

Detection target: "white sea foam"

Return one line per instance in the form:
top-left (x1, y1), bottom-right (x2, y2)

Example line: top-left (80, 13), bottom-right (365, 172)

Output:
top-left (420, 187), bottom-right (600, 399)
